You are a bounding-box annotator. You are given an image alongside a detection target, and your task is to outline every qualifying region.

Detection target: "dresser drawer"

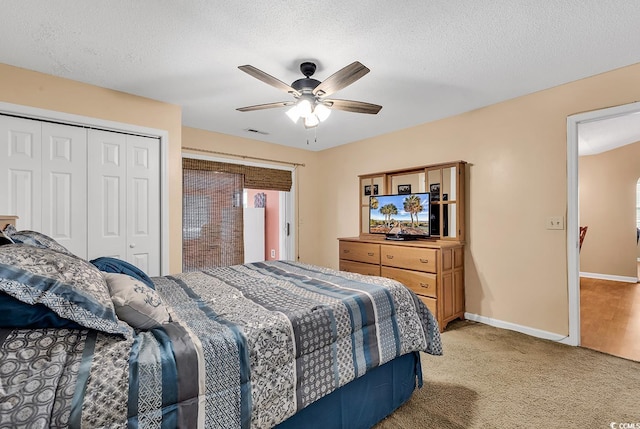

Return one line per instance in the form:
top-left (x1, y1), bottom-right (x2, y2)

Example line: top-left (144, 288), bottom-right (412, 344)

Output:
top-left (381, 266), bottom-right (437, 298)
top-left (339, 241), bottom-right (380, 264)
top-left (340, 260), bottom-right (381, 276)
top-left (418, 296), bottom-right (437, 317)
top-left (380, 245), bottom-right (437, 273)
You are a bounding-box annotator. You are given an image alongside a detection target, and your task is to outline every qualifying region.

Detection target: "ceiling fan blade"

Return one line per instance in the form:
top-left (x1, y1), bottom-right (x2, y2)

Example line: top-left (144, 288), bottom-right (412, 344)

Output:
top-left (325, 99), bottom-right (382, 114)
top-left (238, 65), bottom-right (301, 97)
top-left (313, 61), bottom-right (370, 97)
top-left (236, 101), bottom-right (293, 112)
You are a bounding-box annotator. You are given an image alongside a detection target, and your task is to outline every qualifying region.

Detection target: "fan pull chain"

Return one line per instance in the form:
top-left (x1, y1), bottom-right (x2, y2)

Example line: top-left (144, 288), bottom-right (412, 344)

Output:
top-left (306, 125), bottom-right (318, 145)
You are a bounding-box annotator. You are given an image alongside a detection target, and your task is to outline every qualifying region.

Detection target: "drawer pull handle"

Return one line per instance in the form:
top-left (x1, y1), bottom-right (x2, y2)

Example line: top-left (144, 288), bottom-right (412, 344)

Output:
top-left (367, 252), bottom-right (374, 256)
top-left (419, 258), bottom-right (429, 263)
top-left (386, 255), bottom-right (394, 259)
top-left (343, 249), bottom-right (350, 253)
top-left (419, 283), bottom-right (430, 288)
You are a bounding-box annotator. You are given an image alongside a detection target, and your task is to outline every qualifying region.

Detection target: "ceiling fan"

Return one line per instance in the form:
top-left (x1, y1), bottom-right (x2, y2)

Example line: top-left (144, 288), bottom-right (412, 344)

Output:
top-left (236, 61), bottom-right (382, 128)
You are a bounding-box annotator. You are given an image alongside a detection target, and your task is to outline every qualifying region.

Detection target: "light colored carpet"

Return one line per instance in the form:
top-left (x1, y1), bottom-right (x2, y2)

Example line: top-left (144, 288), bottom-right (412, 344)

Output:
top-left (375, 320), bottom-right (640, 428)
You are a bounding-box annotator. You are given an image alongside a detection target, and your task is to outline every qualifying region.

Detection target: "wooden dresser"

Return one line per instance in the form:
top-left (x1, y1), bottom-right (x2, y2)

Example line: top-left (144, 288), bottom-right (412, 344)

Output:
top-left (0, 215), bottom-right (17, 229)
top-left (338, 236), bottom-right (464, 331)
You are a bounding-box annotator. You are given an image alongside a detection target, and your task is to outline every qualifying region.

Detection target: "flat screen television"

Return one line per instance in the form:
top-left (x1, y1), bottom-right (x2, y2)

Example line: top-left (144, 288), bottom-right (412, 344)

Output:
top-left (369, 192), bottom-right (430, 240)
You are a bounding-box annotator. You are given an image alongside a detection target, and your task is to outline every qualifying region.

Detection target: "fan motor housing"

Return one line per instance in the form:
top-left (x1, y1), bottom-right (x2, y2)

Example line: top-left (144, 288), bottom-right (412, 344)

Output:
top-left (292, 77), bottom-right (320, 93)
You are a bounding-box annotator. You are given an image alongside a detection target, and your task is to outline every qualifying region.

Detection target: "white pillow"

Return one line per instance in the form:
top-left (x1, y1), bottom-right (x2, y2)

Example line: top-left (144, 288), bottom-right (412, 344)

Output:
top-left (104, 272), bottom-right (171, 330)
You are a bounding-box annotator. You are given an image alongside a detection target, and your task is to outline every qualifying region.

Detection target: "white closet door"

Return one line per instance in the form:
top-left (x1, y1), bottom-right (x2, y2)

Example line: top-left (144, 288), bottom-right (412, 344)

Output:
top-left (41, 123), bottom-right (87, 257)
top-left (0, 116), bottom-right (42, 230)
top-left (126, 135), bottom-right (160, 276)
top-left (87, 129), bottom-right (127, 261)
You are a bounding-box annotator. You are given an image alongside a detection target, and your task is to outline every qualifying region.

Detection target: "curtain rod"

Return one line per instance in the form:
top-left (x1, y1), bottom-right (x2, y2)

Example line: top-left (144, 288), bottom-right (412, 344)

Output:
top-left (182, 147), bottom-right (305, 167)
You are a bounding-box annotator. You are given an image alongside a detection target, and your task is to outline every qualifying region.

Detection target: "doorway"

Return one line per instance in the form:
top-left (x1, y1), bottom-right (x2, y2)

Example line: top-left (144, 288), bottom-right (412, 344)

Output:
top-left (244, 189), bottom-right (292, 262)
top-left (567, 101), bottom-right (640, 352)
top-left (182, 153), bottom-right (296, 270)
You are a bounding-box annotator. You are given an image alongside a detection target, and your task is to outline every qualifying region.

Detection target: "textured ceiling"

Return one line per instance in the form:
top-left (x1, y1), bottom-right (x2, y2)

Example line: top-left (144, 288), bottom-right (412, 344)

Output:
top-left (2, 1), bottom-right (640, 151)
top-left (578, 112), bottom-right (640, 156)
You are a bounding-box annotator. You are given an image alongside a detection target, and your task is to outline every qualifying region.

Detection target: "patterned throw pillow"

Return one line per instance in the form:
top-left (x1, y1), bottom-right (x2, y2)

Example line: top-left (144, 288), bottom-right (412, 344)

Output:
top-left (7, 229), bottom-right (76, 257)
top-left (104, 272), bottom-right (171, 330)
top-left (0, 244), bottom-right (129, 336)
top-left (90, 256), bottom-right (155, 289)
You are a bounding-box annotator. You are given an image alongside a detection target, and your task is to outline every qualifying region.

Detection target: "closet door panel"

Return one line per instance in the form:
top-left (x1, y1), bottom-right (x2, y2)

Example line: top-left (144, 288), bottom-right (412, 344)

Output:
top-left (41, 123), bottom-right (87, 257)
top-left (87, 129), bottom-right (127, 261)
top-left (0, 116), bottom-right (42, 230)
top-left (126, 135), bottom-right (160, 276)
top-left (0, 113), bottom-right (162, 274)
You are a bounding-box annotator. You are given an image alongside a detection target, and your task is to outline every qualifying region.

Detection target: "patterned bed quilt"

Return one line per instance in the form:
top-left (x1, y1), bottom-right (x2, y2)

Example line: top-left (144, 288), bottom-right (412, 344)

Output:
top-left (0, 260), bottom-right (442, 429)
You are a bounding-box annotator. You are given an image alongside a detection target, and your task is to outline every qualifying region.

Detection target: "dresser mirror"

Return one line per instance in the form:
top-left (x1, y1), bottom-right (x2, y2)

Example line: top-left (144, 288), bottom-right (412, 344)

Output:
top-left (359, 161), bottom-right (466, 242)
top-left (390, 172), bottom-right (425, 195)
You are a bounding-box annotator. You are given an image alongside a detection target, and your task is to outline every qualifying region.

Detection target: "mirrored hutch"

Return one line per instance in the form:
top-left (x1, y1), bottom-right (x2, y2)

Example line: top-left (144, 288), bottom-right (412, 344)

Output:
top-left (339, 161), bottom-right (466, 331)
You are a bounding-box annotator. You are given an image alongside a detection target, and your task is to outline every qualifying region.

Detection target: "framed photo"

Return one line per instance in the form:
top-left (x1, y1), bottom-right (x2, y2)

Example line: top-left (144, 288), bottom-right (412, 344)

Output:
top-left (397, 184), bottom-right (411, 195)
top-left (429, 183), bottom-right (440, 201)
top-left (365, 184), bottom-right (379, 196)
top-left (429, 183), bottom-right (440, 236)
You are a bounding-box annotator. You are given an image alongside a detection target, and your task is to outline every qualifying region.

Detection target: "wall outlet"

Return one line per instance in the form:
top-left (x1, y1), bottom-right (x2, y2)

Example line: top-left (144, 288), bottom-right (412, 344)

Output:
top-left (546, 216), bottom-right (564, 230)
top-left (270, 249), bottom-right (276, 258)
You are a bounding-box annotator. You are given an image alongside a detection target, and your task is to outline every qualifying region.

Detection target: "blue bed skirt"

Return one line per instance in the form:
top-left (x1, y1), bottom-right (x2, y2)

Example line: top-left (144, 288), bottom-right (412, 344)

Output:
top-left (275, 351), bottom-right (422, 429)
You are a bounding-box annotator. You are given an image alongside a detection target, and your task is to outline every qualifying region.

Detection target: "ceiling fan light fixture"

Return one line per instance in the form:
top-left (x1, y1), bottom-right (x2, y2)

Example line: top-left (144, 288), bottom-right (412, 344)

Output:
top-left (296, 97), bottom-right (313, 118)
top-left (285, 106), bottom-right (300, 123)
top-left (237, 61), bottom-right (382, 132)
top-left (304, 114), bottom-right (319, 128)
top-left (314, 103), bottom-right (331, 122)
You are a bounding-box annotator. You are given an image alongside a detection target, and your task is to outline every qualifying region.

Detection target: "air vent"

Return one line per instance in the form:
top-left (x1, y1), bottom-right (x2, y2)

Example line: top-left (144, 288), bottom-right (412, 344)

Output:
top-left (244, 128), bottom-right (269, 135)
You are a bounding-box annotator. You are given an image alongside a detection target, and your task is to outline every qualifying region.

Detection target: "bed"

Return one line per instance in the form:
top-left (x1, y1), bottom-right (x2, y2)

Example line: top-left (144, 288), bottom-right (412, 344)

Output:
top-left (0, 219), bottom-right (442, 429)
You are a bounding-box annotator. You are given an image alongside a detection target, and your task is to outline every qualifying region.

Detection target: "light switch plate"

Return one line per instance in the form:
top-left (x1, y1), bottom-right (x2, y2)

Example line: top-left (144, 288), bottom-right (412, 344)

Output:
top-left (546, 216), bottom-right (564, 230)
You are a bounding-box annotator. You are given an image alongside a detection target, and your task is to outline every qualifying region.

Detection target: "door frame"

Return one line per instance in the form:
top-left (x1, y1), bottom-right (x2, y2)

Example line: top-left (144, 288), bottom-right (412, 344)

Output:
top-left (182, 152), bottom-right (297, 261)
top-left (566, 100), bottom-right (640, 346)
top-left (0, 101), bottom-right (170, 274)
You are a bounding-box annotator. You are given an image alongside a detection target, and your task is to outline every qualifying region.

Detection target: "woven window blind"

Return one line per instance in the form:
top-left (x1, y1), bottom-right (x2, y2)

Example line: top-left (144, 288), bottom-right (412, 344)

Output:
top-left (182, 158), bottom-right (292, 191)
top-left (183, 167), bottom-right (244, 271)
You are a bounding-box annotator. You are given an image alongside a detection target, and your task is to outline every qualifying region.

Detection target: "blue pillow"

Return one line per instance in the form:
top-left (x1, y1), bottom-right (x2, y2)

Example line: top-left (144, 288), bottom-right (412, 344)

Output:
top-left (90, 257), bottom-right (155, 289)
top-left (0, 292), bottom-right (83, 329)
top-left (0, 229), bottom-right (14, 246)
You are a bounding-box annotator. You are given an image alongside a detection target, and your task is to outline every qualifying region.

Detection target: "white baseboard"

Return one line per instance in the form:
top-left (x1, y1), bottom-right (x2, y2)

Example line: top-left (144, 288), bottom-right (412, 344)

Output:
top-left (579, 272), bottom-right (637, 283)
top-left (464, 313), bottom-right (573, 345)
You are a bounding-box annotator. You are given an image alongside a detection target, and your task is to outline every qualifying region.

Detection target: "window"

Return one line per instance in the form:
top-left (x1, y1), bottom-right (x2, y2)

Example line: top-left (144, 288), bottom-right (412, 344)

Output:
top-left (182, 168), bottom-right (244, 271)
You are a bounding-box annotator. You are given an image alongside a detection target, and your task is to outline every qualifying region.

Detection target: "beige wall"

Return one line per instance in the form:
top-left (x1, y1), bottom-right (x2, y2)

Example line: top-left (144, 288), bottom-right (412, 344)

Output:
top-left (579, 142), bottom-right (640, 278)
top-left (6, 59), bottom-right (640, 337)
top-left (0, 62), bottom-right (323, 271)
top-left (0, 63), bottom-right (184, 273)
top-left (318, 62), bottom-right (640, 336)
